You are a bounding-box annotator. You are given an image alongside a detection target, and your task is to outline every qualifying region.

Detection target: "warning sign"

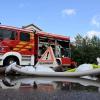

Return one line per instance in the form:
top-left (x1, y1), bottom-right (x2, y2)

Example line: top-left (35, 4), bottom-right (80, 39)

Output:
top-left (35, 46), bottom-right (58, 67)
top-left (38, 46), bottom-right (54, 63)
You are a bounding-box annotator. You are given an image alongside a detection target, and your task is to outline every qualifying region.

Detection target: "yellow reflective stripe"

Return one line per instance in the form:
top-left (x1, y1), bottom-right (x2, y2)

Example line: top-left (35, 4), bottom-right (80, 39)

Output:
top-left (13, 48), bottom-right (19, 50)
top-left (19, 42), bottom-right (27, 45)
top-left (29, 44), bottom-right (34, 46)
top-left (25, 46), bottom-right (32, 49)
top-left (20, 49), bottom-right (27, 51)
top-left (16, 45), bottom-right (23, 48)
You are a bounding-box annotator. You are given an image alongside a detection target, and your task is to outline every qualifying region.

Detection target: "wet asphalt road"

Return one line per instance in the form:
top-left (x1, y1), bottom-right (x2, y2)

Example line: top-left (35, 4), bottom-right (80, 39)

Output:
top-left (0, 89), bottom-right (100, 100)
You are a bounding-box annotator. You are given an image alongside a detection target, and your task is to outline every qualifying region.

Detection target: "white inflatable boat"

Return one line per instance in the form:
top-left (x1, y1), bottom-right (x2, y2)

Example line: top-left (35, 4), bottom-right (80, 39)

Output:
top-left (5, 62), bottom-right (100, 77)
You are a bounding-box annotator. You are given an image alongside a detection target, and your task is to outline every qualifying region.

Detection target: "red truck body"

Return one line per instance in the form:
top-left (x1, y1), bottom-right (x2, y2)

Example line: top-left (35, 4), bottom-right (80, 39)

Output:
top-left (0, 25), bottom-right (75, 67)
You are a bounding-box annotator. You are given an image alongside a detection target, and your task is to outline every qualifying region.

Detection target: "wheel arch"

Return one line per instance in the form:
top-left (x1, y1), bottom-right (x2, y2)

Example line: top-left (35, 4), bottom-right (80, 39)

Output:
top-left (2, 52), bottom-right (22, 66)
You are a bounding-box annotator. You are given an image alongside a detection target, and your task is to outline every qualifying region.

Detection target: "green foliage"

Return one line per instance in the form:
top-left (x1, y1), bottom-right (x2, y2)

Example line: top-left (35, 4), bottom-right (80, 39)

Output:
top-left (71, 34), bottom-right (100, 65)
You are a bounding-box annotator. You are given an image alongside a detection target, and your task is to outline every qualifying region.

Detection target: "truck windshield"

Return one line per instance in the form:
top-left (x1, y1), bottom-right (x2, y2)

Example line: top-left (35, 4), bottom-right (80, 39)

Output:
top-left (0, 29), bottom-right (16, 40)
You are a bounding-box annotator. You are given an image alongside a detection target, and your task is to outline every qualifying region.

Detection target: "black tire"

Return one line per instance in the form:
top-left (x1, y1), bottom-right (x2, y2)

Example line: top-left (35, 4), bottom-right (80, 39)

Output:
top-left (56, 59), bottom-right (61, 65)
top-left (3, 56), bottom-right (19, 67)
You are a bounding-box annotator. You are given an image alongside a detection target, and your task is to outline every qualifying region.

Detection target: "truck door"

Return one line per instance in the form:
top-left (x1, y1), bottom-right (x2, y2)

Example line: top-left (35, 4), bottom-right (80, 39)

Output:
top-left (19, 32), bottom-right (34, 55)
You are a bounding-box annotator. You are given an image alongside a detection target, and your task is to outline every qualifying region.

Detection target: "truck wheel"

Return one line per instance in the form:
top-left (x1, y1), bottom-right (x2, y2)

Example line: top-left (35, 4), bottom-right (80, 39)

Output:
top-left (56, 59), bottom-right (61, 65)
top-left (3, 57), bottom-right (19, 67)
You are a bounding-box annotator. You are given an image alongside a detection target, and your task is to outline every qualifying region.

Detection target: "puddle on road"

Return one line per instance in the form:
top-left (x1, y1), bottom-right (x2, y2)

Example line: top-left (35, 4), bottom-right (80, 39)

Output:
top-left (0, 76), bottom-right (100, 92)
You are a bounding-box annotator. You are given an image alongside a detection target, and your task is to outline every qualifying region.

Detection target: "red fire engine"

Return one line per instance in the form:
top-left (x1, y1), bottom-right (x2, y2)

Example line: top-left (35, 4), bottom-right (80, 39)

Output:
top-left (0, 25), bottom-right (75, 67)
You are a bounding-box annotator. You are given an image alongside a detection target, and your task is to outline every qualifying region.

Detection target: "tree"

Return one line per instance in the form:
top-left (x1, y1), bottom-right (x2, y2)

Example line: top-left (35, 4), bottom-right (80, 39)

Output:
top-left (71, 34), bottom-right (100, 65)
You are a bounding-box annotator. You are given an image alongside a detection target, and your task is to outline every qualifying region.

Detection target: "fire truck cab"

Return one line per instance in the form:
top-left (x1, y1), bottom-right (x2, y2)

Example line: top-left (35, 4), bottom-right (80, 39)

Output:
top-left (0, 25), bottom-right (75, 67)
